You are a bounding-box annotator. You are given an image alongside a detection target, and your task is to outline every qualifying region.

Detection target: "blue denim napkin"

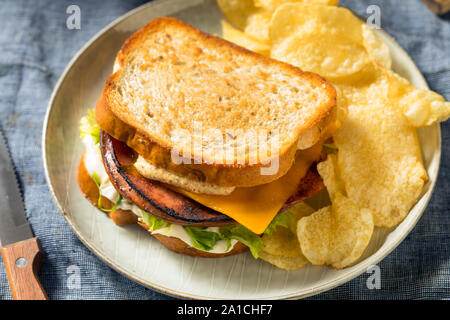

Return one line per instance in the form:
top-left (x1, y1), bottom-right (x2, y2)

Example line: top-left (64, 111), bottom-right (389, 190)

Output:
top-left (0, 0), bottom-right (448, 299)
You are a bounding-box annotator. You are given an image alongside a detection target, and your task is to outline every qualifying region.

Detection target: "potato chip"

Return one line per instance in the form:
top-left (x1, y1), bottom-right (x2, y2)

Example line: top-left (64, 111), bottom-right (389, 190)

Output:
top-left (217, 1), bottom-right (272, 46)
top-left (217, 0), bottom-right (256, 30)
top-left (287, 201), bottom-right (316, 221)
top-left (254, 0), bottom-right (339, 11)
top-left (259, 251), bottom-right (309, 270)
top-left (270, 3), bottom-right (364, 46)
top-left (387, 71), bottom-right (450, 127)
top-left (297, 207), bottom-right (331, 266)
top-left (262, 203), bottom-right (314, 257)
top-left (362, 24), bottom-right (392, 70)
top-left (262, 227), bottom-right (302, 258)
top-left (316, 155), bottom-right (345, 200)
top-left (218, 0), bottom-right (340, 48)
top-left (297, 193), bottom-right (373, 269)
top-left (334, 88), bottom-right (428, 227)
top-left (272, 33), bottom-right (368, 81)
top-left (331, 64), bottom-right (447, 227)
top-left (269, 3), bottom-right (369, 80)
top-left (322, 0), bottom-right (339, 5)
top-left (244, 10), bottom-right (272, 43)
top-left (260, 202), bottom-right (313, 269)
top-left (221, 20), bottom-right (270, 55)
top-left (339, 65), bottom-right (450, 127)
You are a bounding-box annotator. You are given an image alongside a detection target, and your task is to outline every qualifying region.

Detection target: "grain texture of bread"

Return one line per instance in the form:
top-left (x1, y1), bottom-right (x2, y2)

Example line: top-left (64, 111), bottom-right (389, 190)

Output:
top-left (97, 17), bottom-right (336, 187)
top-left (78, 153), bottom-right (247, 257)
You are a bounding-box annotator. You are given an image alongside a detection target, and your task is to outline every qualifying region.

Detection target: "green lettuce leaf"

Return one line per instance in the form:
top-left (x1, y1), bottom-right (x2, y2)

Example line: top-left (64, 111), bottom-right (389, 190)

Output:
top-left (91, 171), bottom-right (122, 212)
top-left (184, 227), bottom-right (231, 251)
top-left (323, 143), bottom-right (338, 154)
top-left (80, 109), bottom-right (100, 144)
top-left (141, 210), bottom-right (170, 232)
top-left (264, 210), bottom-right (297, 235)
top-left (100, 194), bottom-right (122, 213)
top-left (91, 171), bottom-right (102, 187)
top-left (219, 225), bottom-right (263, 258)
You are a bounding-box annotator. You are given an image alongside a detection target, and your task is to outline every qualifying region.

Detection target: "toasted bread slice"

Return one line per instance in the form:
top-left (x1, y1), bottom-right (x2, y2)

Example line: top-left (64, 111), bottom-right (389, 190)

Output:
top-left (97, 17), bottom-right (336, 187)
top-left (134, 155), bottom-right (236, 195)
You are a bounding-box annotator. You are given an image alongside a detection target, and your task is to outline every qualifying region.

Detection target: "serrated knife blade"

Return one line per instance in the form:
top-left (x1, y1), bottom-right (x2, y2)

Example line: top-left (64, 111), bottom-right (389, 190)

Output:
top-left (0, 130), bottom-right (33, 246)
top-left (0, 128), bottom-right (47, 300)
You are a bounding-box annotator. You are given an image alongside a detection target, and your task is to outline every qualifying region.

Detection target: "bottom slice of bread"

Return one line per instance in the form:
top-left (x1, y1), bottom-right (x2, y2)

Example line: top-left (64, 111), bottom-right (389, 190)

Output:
top-left (77, 153), bottom-right (248, 258)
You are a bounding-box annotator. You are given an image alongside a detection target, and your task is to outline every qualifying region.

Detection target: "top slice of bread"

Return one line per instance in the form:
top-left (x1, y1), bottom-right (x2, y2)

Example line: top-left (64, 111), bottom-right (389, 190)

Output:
top-left (98, 17), bottom-right (336, 187)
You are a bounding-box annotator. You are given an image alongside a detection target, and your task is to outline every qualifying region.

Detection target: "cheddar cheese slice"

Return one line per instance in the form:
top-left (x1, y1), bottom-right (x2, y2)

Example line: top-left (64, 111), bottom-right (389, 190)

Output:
top-left (173, 143), bottom-right (323, 234)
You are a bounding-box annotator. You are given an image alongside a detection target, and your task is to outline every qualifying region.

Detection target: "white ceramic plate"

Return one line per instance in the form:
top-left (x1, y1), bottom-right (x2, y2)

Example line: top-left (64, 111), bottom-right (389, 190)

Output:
top-left (42, 0), bottom-right (441, 299)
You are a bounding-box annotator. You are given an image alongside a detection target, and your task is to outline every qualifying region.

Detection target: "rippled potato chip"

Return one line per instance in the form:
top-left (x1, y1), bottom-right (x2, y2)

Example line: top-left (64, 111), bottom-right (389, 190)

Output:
top-left (262, 203), bottom-right (314, 256)
top-left (254, 0), bottom-right (339, 11)
top-left (260, 203), bottom-right (313, 270)
top-left (340, 66), bottom-right (450, 128)
top-left (334, 87), bottom-right (428, 227)
top-left (332, 65), bottom-right (447, 227)
top-left (244, 11), bottom-right (272, 43)
top-left (288, 201), bottom-right (316, 220)
top-left (362, 24), bottom-right (392, 70)
top-left (221, 20), bottom-right (270, 55)
top-left (218, 1), bottom-right (339, 46)
top-left (217, 1), bottom-right (272, 46)
top-left (270, 3), bottom-right (364, 45)
top-left (272, 33), bottom-right (368, 82)
top-left (259, 252), bottom-right (309, 270)
top-left (297, 193), bottom-right (373, 269)
top-left (262, 227), bottom-right (301, 258)
top-left (270, 3), bottom-right (369, 80)
top-left (316, 155), bottom-right (345, 200)
top-left (244, 1), bottom-right (339, 46)
top-left (387, 71), bottom-right (450, 127)
top-left (217, 0), bottom-right (256, 30)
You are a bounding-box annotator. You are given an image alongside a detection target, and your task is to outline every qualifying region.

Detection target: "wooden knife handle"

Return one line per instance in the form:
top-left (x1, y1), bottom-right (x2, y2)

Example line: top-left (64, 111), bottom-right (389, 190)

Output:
top-left (1, 237), bottom-right (48, 300)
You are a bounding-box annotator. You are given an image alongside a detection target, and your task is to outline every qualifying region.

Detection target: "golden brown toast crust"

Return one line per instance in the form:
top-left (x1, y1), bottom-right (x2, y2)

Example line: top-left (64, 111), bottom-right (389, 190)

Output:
top-left (96, 96), bottom-right (297, 187)
top-left (97, 17), bottom-right (336, 188)
top-left (77, 154), bottom-right (247, 257)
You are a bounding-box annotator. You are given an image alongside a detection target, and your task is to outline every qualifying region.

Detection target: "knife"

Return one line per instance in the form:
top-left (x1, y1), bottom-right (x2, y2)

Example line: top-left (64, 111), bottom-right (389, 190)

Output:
top-left (0, 129), bottom-right (47, 300)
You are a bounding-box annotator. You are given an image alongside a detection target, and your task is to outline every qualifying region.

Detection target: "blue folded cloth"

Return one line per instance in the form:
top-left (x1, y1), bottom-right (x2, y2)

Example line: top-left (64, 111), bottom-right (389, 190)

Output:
top-left (0, 0), bottom-right (448, 299)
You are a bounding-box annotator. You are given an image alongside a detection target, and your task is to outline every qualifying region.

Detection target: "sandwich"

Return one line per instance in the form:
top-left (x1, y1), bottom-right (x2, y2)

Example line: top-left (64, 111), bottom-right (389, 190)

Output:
top-left (77, 17), bottom-right (336, 259)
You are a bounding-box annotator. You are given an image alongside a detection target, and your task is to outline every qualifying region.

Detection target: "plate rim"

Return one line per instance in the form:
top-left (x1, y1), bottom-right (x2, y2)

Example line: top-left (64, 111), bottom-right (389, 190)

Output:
top-left (42, 0), bottom-right (442, 300)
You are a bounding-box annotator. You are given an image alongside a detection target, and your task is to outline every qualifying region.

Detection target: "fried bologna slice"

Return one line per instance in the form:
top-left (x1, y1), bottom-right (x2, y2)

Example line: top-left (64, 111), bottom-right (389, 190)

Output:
top-left (97, 17), bottom-right (336, 187)
top-left (101, 131), bottom-right (236, 227)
